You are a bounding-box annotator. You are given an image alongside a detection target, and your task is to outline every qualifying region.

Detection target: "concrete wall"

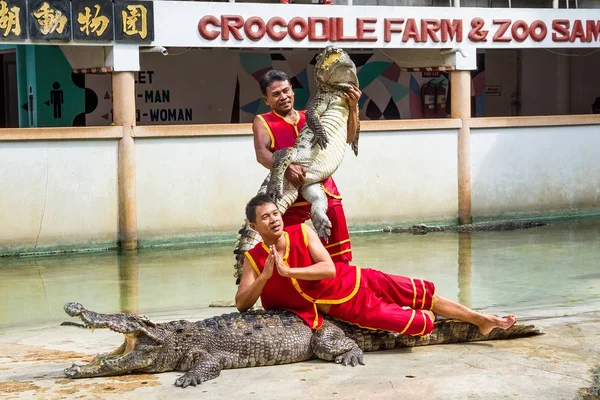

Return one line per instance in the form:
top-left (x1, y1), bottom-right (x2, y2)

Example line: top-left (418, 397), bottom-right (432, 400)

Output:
top-left (471, 124), bottom-right (600, 218)
top-left (1, 122), bottom-right (598, 255)
top-left (0, 140), bottom-right (118, 254)
top-left (134, 127), bottom-right (460, 245)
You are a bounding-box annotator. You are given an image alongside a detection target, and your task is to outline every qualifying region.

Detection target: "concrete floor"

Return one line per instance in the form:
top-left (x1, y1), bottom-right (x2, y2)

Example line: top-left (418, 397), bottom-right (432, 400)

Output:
top-left (1, 307), bottom-right (599, 400)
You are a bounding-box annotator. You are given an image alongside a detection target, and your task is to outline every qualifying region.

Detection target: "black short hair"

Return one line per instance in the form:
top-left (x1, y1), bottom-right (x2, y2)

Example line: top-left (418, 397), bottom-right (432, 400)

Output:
top-left (259, 70), bottom-right (289, 96)
top-left (245, 194), bottom-right (276, 223)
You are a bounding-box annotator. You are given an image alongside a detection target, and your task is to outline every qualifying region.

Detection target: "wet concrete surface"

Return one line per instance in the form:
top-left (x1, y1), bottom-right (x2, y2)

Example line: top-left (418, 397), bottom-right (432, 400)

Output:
top-left (0, 306), bottom-right (599, 400)
top-left (1, 219), bottom-right (600, 399)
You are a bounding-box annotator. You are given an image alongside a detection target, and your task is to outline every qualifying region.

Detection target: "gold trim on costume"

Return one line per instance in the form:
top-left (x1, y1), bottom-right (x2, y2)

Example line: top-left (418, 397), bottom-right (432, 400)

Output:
top-left (324, 239), bottom-right (351, 249)
top-left (261, 242), bottom-right (269, 253)
top-left (400, 309), bottom-right (416, 335)
top-left (329, 248), bottom-right (352, 258)
top-left (256, 114), bottom-right (275, 150)
top-left (273, 109), bottom-right (301, 131)
top-left (330, 308), bottom-right (430, 336)
top-left (273, 109), bottom-right (300, 136)
top-left (245, 252), bottom-right (261, 276)
top-left (410, 278), bottom-right (417, 309)
top-left (260, 232), bottom-right (289, 263)
top-left (290, 201), bottom-right (310, 207)
top-left (321, 183), bottom-right (343, 200)
top-left (301, 224), bottom-right (309, 247)
top-left (421, 279), bottom-right (427, 310)
top-left (284, 231), bottom-right (290, 260)
top-left (417, 311), bottom-right (428, 336)
top-left (290, 266), bottom-right (361, 305)
top-left (312, 304), bottom-right (319, 329)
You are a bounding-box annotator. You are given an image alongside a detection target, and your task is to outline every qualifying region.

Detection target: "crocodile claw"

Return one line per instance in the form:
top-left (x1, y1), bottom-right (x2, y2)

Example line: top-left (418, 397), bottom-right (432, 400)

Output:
top-left (266, 186), bottom-right (282, 203)
top-left (313, 216), bottom-right (332, 242)
top-left (311, 130), bottom-right (328, 150)
top-left (175, 373), bottom-right (201, 388)
top-left (335, 348), bottom-right (365, 367)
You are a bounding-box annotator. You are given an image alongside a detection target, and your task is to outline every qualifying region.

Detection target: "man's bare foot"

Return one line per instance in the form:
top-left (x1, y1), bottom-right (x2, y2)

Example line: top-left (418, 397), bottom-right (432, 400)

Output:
top-left (478, 314), bottom-right (517, 335)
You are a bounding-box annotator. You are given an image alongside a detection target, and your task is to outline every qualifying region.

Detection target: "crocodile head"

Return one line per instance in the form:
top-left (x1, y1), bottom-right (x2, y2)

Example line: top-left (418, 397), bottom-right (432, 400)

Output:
top-left (314, 45), bottom-right (358, 91)
top-left (62, 302), bottom-right (181, 378)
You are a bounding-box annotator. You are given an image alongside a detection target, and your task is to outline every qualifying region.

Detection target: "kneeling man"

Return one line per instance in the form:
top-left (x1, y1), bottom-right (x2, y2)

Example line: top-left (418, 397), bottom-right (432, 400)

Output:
top-left (235, 194), bottom-right (516, 336)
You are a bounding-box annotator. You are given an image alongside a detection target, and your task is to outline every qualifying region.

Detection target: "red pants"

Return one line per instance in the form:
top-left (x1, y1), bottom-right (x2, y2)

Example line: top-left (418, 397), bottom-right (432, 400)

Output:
top-left (283, 198), bottom-right (352, 264)
top-left (327, 268), bottom-right (436, 336)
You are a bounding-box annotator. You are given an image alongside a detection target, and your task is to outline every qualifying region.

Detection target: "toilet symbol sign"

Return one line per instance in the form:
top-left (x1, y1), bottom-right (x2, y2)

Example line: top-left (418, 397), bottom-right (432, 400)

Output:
top-left (44, 82), bottom-right (64, 119)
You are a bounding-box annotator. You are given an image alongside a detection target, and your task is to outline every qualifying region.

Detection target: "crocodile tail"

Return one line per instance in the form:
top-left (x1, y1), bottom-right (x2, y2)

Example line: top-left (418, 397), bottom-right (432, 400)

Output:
top-left (337, 318), bottom-right (542, 352)
top-left (392, 319), bottom-right (543, 348)
top-left (233, 220), bottom-right (263, 284)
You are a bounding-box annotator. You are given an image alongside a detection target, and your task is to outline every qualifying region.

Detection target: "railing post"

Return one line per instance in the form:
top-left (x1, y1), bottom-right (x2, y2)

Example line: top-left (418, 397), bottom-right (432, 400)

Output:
top-left (112, 71), bottom-right (138, 250)
top-left (450, 70), bottom-right (472, 225)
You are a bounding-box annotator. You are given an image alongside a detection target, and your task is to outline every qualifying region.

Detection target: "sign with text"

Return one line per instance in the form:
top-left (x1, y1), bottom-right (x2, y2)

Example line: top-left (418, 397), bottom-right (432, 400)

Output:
top-left (0, 0), bottom-right (27, 40)
top-left (28, 0), bottom-right (71, 40)
top-left (153, 2), bottom-right (600, 49)
top-left (114, 0), bottom-right (154, 43)
top-left (72, 0), bottom-right (114, 41)
top-left (20, 0), bottom-right (154, 43)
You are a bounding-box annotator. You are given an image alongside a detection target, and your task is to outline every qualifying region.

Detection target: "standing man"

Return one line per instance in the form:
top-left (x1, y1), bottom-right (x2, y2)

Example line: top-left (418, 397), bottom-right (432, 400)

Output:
top-left (252, 69), bottom-right (361, 264)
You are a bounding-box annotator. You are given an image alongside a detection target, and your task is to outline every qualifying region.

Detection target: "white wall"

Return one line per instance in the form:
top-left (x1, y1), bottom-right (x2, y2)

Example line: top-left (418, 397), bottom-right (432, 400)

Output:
top-left (135, 135), bottom-right (264, 240)
top-left (471, 124), bottom-right (600, 218)
top-left (134, 128), bottom-right (459, 244)
top-left (0, 140), bottom-right (118, 254)
top-left (329, 129), bottom-right (459, 226)
top-left (1, 123), bottom-right (599, 255)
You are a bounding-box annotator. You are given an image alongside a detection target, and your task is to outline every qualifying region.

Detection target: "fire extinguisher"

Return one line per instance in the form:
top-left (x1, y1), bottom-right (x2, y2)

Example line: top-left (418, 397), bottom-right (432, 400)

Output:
top-left (435, 82), bottom-right (448, 118)
top-left (421, 82), bottom-right (436, 118)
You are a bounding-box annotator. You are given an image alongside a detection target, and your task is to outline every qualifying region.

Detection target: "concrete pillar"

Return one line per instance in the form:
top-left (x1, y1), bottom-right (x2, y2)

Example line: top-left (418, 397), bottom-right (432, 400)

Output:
top-left (457, 232), bottom-right (472, 308)
top-left (112, 72), bottom-right (138, 250)
top-left (119, 251), bottom-right (139, 313)
top-left (451, 70), bottom-right (472, 225)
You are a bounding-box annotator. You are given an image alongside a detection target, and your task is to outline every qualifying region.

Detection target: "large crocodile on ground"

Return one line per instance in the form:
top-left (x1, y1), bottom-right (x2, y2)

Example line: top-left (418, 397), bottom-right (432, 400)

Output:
top-left (233, 45), bottom-right (360, 284)
top-left (62, 302), bottom-right (542, 388)
top-left (384, 220), bottom-right (547, 235)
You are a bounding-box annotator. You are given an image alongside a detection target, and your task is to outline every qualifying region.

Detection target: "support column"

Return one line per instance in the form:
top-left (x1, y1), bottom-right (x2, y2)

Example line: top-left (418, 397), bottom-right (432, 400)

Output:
top-left (451, 70), bottom-right (472, 225)
top-left (457, 232), bottom-right (472, 308)
top-left (119, 251), bottom-right (139, 313)
top-left (112, 71), bottom-right (138, 250)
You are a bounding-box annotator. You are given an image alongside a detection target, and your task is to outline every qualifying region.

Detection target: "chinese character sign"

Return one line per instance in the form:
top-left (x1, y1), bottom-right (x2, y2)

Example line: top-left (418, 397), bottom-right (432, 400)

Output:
top-left (115, 0), bottom-right (153, 43)
top-left (28, 0), bottom-right (71, 40)
top-left (0, 0), bottom-right (26, 40)
top-left (72, 0), bottom-right (113, 41)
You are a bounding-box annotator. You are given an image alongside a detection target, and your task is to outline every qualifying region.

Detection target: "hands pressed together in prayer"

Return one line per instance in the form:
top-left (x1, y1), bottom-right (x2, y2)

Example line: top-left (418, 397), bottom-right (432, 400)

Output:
top-left (264, 245), bottom-right (291, 278)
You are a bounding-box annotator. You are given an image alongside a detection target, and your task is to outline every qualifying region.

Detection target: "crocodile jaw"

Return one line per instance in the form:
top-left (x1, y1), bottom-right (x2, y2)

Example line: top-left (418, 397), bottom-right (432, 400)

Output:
top-left (63, 302), bottom-right (161, 378)
top-left (64, 333), bottom-right (161, 379)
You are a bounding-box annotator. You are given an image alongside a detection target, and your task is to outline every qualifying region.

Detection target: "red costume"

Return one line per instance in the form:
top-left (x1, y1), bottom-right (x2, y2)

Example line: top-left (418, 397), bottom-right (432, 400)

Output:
top-left (245, 223), bottom-right (436, 336)
top-left (256, 110), bottom-right (352, 263)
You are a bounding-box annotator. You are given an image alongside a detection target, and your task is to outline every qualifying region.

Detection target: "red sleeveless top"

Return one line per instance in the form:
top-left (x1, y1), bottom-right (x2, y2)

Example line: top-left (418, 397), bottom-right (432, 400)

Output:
top-left (256, 110), bottom-right (342, 202)
top-left (245, 223), bottom-right (360, 329)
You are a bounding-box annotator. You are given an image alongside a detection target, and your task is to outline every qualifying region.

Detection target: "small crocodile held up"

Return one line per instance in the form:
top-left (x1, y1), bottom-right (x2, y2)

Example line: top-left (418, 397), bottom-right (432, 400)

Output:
top-left (62, 302), bottom-right (542, 388)
top-left (232, 45), bottom-right (360, 284)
